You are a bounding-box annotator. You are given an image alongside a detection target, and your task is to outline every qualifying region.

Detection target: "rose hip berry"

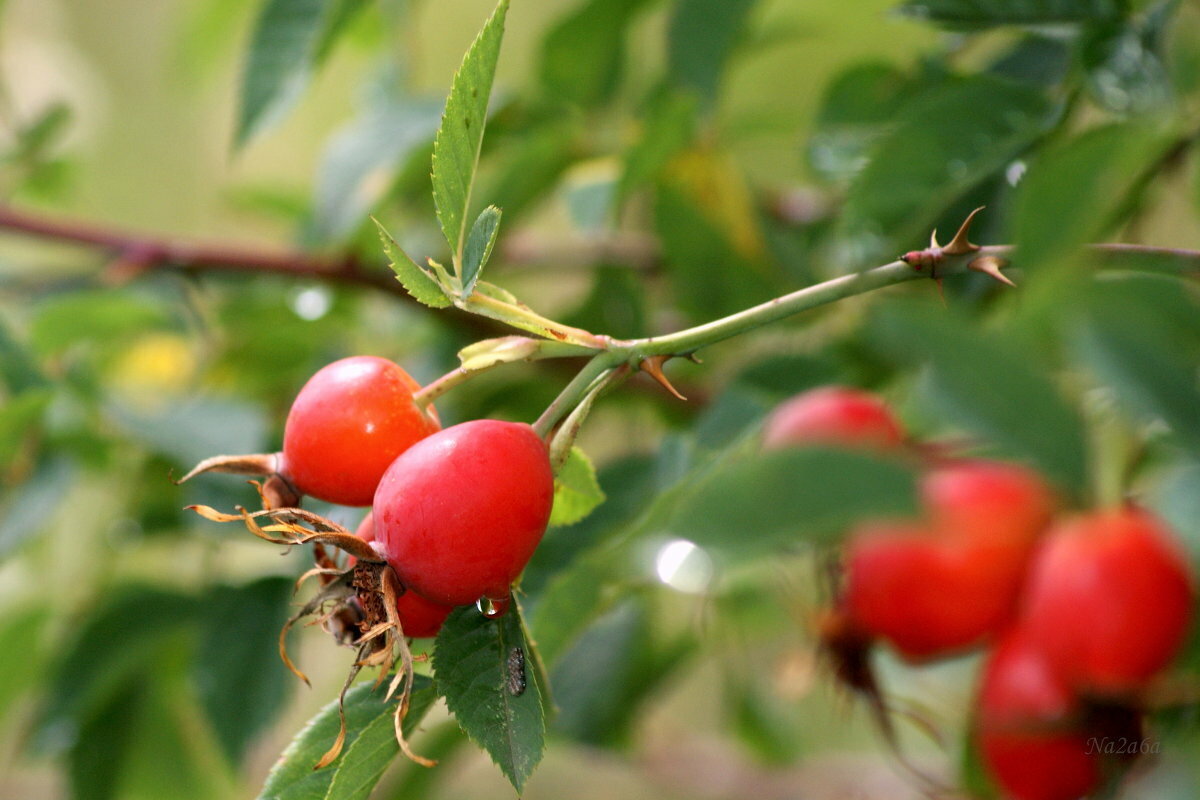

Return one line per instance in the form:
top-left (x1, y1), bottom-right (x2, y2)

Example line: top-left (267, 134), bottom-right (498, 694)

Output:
top-left (922, 460), bottom-right (1056, 549)
top-left (761, 386), bottom-right (905, 452)
top-left (355, 513), bottom-right (454, 638)
top-left (975, 631), bottom-right (1104, 800)
top-left (281, 356), bottom-right (440, 507)
top-left (373, 419), bottom-right (554, 607)
top-left (841, 461), bottom-right (1054, 660)
top-left (1020, 507), bottom-right (1194, 696)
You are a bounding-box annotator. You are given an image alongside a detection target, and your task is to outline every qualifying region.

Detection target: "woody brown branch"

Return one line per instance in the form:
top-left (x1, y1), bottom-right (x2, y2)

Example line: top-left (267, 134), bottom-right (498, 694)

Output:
top-left (0, 203), bottom-right (704, 404)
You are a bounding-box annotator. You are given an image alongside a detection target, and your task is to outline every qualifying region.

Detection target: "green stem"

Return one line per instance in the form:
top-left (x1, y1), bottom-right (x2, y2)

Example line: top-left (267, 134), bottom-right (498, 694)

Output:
top-left (413, 338), bottom-right (598, 409)
top-left (413, 366), bottom-right (477, 409)
top-left (531, 353), bottom-right (622, 439)
top-left (614, 257), bottom-right (944, 358)
top-left (548, 365), bottom-right (630, 471)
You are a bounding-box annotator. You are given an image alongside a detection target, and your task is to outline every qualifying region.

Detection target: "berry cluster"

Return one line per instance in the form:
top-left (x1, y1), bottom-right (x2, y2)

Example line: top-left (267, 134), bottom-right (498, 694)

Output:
top-left (186, 355), bottom-right (555, 642)
top-left (763, 386), bottom-right (1195, 800)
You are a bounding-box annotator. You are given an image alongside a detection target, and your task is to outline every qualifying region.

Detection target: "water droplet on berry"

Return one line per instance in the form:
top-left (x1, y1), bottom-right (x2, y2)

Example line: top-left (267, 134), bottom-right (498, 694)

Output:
top-left (476, 595), bottom-right (510, 618)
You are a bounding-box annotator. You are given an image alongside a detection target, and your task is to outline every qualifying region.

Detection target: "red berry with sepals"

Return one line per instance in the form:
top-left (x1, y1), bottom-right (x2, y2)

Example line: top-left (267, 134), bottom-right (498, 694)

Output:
top-left (355, 513), bottom-right (454, 639)
top-left (976, 630), bottom-right (1107, 800)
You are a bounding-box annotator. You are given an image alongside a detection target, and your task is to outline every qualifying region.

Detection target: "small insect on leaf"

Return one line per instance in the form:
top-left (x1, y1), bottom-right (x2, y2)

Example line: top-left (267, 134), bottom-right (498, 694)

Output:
top-left (506, 646), bottom-right (526, 696)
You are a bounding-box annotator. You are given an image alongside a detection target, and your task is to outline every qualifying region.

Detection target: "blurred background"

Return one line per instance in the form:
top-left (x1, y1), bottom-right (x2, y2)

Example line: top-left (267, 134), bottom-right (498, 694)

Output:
top-left (3, 0), bottom-right (1200, 797)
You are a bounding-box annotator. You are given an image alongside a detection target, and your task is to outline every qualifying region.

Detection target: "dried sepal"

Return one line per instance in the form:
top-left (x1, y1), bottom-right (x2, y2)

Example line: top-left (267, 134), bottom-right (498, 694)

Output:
top-left (186, 503), bottom-right (381, 561)
top-left (314, 657), bottom-right (364, 770)
top-left (175, 452), bottom-right (279, 484)
top-left (189, 499), bottom-right (432, 770)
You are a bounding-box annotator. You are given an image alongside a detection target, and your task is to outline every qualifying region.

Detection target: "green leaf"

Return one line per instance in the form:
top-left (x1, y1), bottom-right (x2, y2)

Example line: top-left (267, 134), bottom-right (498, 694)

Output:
top-left (1071, 283), bottom-right (1200, 454)
top-left (725, 671), bottom-right (804, 765)
top-left (0, 458), bottom-right (74, 559)
top-left (0, 388), bottom-right (49, 468)
top-left (194, 577), bottom-right (294, 766)
top-left (482, 118), bottom-right (578, 223)
top-left (1148, 459), bottom-right (1200, 563)
top-left (434, 603), bottom-right (545, 793)
top-left (461, 205), bottom-right (502, 297)
top-left (117, 675), bottom-right (236, 800)
top-left (666, 448), bottom-right (919, 556)
top-left (311, 96), bottom-right (443, 242)
top-left (30, 290), bottom-right (172, 356)
top-left (549, 446), bottom-right (606, 528)
top-left (112, 395), bottom-right (269, 469)
top-left (68, 677), bottom-right (144, 800)
top-left (617, 87), bottom-right (697, 206)
top-left (374, 220), bottom-right (452, 308)
top-left (551, 598), bottom-right (695, 747)
top-left (807, 62), bottom-right (914, 183)
top-left (524, 454), bottom-right (659, 600)
top-left (539, 0), bottom-right (649, 107)
top-left (1013, 123), bottom-right (1173, 273)
top-left (236, 0), bottom-right (325, 147)
top-left (654, 183), bottom-right (773, 321)
top-left (872, 303), bottom-right (1089, 495)
top-left (34, 586), bottom-right (201, 754)
top-left (667, 0), bottom-right (759, 104)
top-left (259, 676), bottom-right (437, 800)
top-left (0, 315), bottom-right (48, 392)
top-left (841, 75), bottom-right (1054, 260)
top-left (1081, 19), bottom-right (1172, 114)
top-left (562, 266), bottom-right (649, 340)
top-left (431, 0), bottom-right (509, 265)
top-left (0, 605), bottom-right (51, 722)
top-left (896, 0), bottom-right (1126, 30)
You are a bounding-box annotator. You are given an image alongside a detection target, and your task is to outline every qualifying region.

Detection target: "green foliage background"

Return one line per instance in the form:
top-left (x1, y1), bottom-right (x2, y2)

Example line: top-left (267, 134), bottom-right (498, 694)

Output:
top-left (3, 0), bottom-right (1200, 798)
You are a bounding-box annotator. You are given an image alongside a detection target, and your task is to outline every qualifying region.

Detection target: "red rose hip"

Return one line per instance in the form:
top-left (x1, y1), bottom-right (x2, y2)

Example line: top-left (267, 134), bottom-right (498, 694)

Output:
top-left (976, 631), bottom-right (1103, 800)
top-left (373, 419), bottom-right (554, 606)
top-left (1020, 507), bottom-right (1194, 695)
top-left (281, 356), bottom-right (440, 506)
top-left (355, 513), bottom-right (454, 638)
top-left (922, 460), bottom-right (1056, 549)
top-left (841, 462), bottom-right (1055, 660)
top-left (762, 386), bottom-right (904, 452)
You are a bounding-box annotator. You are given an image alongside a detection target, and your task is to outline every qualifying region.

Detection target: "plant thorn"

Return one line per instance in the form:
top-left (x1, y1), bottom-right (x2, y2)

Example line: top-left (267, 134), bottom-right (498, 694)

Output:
top-left (639, 355), bottom-right (686, 401)
top-left (943, 206), bottom-right (985, 255)
top-left (968, 255), bottom-right (1016, 287)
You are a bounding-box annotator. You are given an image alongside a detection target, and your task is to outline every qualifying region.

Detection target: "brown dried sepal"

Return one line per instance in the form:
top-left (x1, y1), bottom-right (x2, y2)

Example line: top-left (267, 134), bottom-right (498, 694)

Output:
top-left (176, 452), bottom-right (280, 484)
top-left (185, 501), bottom-right (432, 770)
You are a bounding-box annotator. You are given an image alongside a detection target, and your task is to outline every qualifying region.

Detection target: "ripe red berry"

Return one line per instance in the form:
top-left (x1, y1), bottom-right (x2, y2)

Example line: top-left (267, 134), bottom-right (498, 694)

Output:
top-left (761, 386), bottom-right (904, 452)
top-left (975, 631), bottom-right (1103, 800)
top-left (280, 356), bottom-right (440, 507)
top-left (922, 460), bottom-right (1056, 549)
top-left (355, 513), bottom-right (454, 638)
top-left (373, 419), bottom-right (555, 607)
top-left (1020, 507), bottom-right (1194, 696)
top-left (841, 462), bottom-right (1054, 660)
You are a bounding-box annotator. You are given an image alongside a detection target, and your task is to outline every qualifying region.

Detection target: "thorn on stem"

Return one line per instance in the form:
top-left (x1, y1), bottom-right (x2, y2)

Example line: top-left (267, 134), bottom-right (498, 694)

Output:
top-left (943, 206), bottom-right (985, 255)
top-left (968, 255), bottom-right (1016, 287)
top-left (639, 355), bottom-right (686, 401)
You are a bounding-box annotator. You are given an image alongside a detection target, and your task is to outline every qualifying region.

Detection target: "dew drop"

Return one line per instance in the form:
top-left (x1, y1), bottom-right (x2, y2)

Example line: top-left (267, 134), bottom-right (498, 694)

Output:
top-left (476, 595), bottom-right (510, 618)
